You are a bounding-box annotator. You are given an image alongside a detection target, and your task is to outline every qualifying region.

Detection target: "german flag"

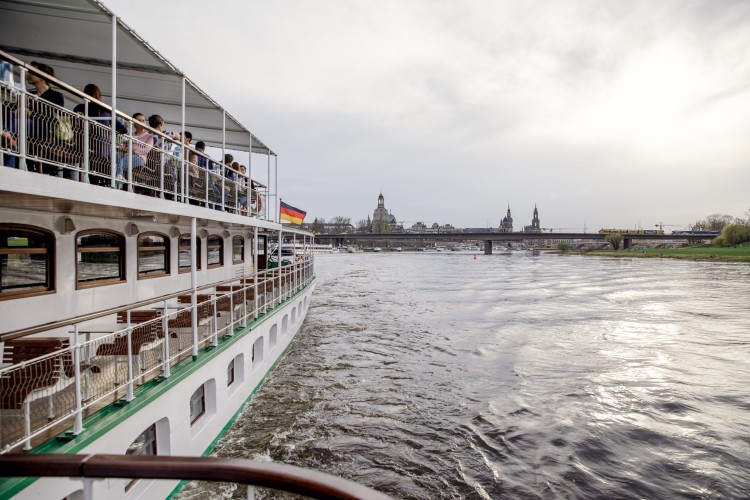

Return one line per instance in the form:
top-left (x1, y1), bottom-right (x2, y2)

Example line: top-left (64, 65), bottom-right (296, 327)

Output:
top-left (279, 201), bottom-right (306, 225)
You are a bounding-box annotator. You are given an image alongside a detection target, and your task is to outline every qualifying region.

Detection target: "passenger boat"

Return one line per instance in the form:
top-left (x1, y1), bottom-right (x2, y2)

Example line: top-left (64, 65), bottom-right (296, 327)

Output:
top-left (0, 2), bottom-right (388, 499)
top-left (280, 243), bottom-right (336, 255)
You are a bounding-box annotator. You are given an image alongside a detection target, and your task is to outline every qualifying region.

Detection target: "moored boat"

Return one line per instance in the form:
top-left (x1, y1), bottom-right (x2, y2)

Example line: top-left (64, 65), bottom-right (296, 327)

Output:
top-left (0, 2), bottom-right (343, 498)
top-left (281, 243), bottom-right (336, 255)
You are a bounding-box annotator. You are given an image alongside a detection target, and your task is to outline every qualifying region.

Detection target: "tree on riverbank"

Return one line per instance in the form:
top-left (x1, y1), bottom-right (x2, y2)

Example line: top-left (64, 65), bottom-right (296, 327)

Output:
top-left (557, 242), bottom-right (571, 253)
top-left (311, 218), bottom-right (325, 234)
top-left (374, 219), bottom-right (392, 233)
top-left (605, 233), bottom-right (623, 250)
top-left (691, 214), bottom-right (736, 232)
top-left (713, 224), bottom-right (750, 246)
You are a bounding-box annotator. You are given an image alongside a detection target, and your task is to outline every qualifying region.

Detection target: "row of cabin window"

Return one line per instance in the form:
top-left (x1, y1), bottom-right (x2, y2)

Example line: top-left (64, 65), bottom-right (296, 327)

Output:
top-left (0, 224), bottom-right (247, 300)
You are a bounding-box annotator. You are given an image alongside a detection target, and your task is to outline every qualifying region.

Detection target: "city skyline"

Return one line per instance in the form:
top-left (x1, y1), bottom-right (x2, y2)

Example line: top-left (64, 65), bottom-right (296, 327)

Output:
top-left (107, 0), bottom-right (750, 229)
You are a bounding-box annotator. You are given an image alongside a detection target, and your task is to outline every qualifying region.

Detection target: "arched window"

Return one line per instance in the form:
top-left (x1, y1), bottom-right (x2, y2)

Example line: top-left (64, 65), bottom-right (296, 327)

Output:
top-left (76, 230), bottom-right (125, 287)
top-left (125, 423), bottom-right (157, 491)
top-left (0, 224), bottom-right (55, 299)
top-left (178, 234), bottom-right (201, 272)
top-left (232, 236), bottom-right (244, 264)
top-left (138, 232), bottom-right (170, 278)
top-left (207, 235), bottom-right (223, 268)
top-left (190, 384), bottom-right (206, 425)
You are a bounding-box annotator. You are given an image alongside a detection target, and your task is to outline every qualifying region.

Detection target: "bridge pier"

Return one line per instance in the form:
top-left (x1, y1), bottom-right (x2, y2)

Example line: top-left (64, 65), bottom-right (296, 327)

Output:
top-left (484, 240), bottom-right (493, 255)
top-left (623, 238), bottom-right (632, 250)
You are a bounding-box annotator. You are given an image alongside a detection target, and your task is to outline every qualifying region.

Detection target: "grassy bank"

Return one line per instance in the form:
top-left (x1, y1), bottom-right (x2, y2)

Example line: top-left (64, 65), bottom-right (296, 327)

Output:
top-left (581, 245), bottom-right (750, 262)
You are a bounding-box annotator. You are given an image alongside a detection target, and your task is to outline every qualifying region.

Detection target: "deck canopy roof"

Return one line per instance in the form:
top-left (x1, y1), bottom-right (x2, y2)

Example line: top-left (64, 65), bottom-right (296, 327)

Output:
top-left (0, 0), bottom-right (273, 155)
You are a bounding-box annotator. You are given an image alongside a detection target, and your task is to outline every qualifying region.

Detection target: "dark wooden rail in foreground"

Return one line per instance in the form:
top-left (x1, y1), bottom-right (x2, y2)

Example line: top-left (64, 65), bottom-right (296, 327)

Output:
top-left (0, 454), bottom-right (392, 500)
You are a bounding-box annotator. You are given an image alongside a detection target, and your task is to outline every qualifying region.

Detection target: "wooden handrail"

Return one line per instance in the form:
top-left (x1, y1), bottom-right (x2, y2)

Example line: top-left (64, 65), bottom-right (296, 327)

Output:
top-left (0, 454), bottom-right (391, 500)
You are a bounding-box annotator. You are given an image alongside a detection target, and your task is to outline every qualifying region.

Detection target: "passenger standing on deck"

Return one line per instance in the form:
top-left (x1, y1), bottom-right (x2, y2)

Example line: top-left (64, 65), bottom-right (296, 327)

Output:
top-left (116, 112), bottom-right (153, 185)
top-left (73, 83), bottom-right (127, 182)
top-left (26, 61), bottom-right (64, 176)
top-left (238, 164), bottom-right (248, 213)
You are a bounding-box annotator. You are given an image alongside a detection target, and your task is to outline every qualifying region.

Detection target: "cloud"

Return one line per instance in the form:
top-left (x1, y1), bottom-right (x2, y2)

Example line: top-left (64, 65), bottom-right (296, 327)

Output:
top-left (107, 0), bottom-right (750, 228)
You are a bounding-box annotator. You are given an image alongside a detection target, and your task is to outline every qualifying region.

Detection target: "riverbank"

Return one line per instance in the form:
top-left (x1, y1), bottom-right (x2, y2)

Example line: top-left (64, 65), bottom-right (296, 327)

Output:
top-left (580, 245), bottom-right (750, 262)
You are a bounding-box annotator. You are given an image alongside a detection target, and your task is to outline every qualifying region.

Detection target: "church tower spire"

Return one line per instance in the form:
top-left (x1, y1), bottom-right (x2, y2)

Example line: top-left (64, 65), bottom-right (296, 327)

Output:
top-left (499, 204), bottom-right (513, 232)
top-left (532, 204), bottom-right (540, 231)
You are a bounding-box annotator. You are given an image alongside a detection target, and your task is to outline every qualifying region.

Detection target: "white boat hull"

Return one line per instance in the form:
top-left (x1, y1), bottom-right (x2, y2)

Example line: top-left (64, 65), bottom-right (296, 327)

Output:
top-left (11, 284), bottom-right (314, 500)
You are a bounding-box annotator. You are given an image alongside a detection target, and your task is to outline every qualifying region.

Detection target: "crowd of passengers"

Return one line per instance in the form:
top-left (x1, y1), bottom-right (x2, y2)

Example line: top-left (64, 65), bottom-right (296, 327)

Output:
top-left (1, 60), bottom-right (259, 212)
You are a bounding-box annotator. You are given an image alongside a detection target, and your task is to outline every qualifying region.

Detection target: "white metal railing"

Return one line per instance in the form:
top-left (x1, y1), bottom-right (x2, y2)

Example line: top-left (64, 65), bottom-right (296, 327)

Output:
top-left (0, 258), bottom-right (314, 454)
top-left (0, 56), bottom-right (267, 218)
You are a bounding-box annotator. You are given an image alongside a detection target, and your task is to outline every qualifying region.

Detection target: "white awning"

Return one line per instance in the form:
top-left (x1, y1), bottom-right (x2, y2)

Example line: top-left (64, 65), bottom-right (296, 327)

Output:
top-left (0, 0), bottom-right (273, 155)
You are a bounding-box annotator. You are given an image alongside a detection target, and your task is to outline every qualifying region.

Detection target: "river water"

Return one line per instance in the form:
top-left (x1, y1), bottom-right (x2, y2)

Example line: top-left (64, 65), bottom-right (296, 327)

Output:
top-left (181, 252), bottom-right (750, 499)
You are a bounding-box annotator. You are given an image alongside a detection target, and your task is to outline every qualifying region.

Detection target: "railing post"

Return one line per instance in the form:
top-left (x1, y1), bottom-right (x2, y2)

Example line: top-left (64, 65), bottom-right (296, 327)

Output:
top-left (204, 167), bottom-right (209, 206)
top-left (19, 66), bottom-right (27, 170)
top-left (228, 286), bottom-right (234, 336)
top-left (182, 159), bottom-right (187, 203)
top-left (191, 291), bottom-right (199, 358)
top-left (162, 303), bottom-right (171, 378)
top-left (221, 171), bottom-right (226, 212)
top-left (83, 101), bottom-right (90, 183)
top-left (212, 291), bottom-right (219, 347)
top-left (72, 325), bottom-right (84, 435)
top-left (242, 282), bottom-right (247, 327)
top-left (83, 478), bottom-right (95, 500)
top-left (159, 144), bottom-right (165, 198)
top-left (125, 310), bottom-right (134, 401)
top-left (126, 120), bottom-right (133, 192)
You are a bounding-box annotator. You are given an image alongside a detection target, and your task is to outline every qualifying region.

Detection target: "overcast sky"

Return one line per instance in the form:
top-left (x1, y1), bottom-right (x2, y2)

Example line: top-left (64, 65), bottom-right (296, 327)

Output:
top-left (107, 0), bottom-right (750, 231)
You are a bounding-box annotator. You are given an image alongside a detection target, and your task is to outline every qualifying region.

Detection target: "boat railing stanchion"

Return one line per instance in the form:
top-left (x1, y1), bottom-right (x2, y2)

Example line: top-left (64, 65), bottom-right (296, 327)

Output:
top-left (242, 281), bottom-right (247, 327)
top-left (83, 100), bottom-right (90, 184)
top-left (228, 286), bottom-right (234, 337)
top-left (162, 302), bottom-right (171, 378)
top-left (19, 66), bottom-right (27, 171)
top-left (72, 324), bottom-right (84, 435)
top-left (125, 310), bottom-right (134, 402)
top-left (126, 120), bottom-right (133, 192)
top-left (212, 291), bottom-right (219, 347)
top-left (158, 140), bottom-right (165, 198)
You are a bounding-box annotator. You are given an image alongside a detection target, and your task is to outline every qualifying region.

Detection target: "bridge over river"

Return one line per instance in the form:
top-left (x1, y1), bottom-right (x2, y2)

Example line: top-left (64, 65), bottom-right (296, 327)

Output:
top-left (315, 232), bottom-right (712, 254)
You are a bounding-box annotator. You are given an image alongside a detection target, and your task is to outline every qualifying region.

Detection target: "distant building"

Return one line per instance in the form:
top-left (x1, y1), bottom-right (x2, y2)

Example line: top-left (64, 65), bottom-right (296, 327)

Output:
top-left (499, 205), bottom-right (513, 232)
top-left (523, 205), bottom-right (541, 233)
top-left (409, 221), bottom-right (427, 232)
top-left (372, 193), bottom-right (398, 232)
top-left (421, 222), bottom-right (460, 233)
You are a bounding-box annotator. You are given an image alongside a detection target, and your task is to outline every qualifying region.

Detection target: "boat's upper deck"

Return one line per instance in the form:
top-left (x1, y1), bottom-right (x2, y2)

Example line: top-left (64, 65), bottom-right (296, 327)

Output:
top-left (1, 0), bottom-right (279, 221)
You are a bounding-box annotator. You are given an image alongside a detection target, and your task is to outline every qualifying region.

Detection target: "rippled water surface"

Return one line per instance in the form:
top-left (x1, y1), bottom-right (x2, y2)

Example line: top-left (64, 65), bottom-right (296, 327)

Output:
top-left (180, 252), bottom-right (750, 499)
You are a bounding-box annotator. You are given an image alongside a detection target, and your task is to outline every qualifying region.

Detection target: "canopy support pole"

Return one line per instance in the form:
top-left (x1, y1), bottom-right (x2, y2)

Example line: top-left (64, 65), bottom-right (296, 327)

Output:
top-left (110, 14), bottom-right (117, 188)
